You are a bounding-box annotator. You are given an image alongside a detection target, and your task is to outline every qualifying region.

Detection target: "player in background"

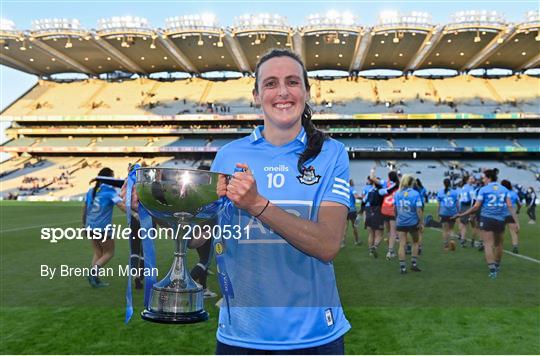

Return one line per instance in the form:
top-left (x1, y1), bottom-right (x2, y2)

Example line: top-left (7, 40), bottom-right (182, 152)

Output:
top-left (526, 187), bottom-right (537, 224)
top-left (413, 178), bottom-right (427, 255)
top-left (365, 168), bottom-right (399, 258)
top-left (458, 175), bottom-right (476, 248)
top-left (381, 171), bottom-right (400, 259)
top-left (455, 169), bottom-right (519, 279)
top-left (83, 167), bottom-right (126, 287)
top-left (346, 179), bottom-right (361, 246)
top-left (436, 178), bottom-right (459, 251)
top-left (500, 180), bottom-right (521, 254)
top-left (394, 174), bottom-right (424, 274)
top-left (471, 175), bottom-right (484, 250)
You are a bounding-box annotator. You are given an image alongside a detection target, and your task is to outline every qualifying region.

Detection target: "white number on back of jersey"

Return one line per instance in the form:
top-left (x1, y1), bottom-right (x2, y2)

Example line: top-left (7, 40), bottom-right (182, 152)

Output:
top-left (487, 193), bottom-right (505, 207)
top-left (266, 173), bottom-right (285, 189)
top-left (398, 200), bottom-right (412, 213)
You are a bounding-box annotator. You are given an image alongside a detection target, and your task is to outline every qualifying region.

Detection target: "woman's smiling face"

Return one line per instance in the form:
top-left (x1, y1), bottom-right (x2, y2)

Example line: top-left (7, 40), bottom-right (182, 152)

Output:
top-left (253, 56), bottom-right (310, 131)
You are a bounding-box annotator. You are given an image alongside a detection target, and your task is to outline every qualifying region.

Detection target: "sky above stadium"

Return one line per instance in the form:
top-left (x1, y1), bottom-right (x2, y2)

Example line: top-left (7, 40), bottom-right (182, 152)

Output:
top-left (0, 0), bottom-right (537, 145)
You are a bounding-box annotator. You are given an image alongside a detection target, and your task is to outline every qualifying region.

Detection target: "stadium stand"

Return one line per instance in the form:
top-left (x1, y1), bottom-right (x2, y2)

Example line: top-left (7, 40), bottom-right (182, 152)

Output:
top-left (2, 75), bottom-right (537, 118)
top-left (34, 137), bottom-right (92, 147)
top-left (1, 12), bottom-right (539, 200)
top-left (392, 138), bottom-right (453, 148)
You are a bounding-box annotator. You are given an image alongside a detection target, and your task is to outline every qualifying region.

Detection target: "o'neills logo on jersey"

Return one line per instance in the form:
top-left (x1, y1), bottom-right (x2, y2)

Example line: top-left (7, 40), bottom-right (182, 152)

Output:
top-left (297, 166), bottom-right (321, 185)
top-left (264, 165), bottom-right (289, 172)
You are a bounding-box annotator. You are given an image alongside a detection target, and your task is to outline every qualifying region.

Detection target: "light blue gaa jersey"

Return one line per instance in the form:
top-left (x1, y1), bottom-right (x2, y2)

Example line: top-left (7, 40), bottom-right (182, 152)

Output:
top-left (394, 188), bottom-right (423, 227)
top-left (476, 182), bottom-right (509, 221)
top-left (459, 184), bottom-right (476, 204)
top-left (210, 125), bottom-right (351, 350)
top-left (436, 188), bottom-right (459, 217)
top-left (85, 184), bottom-right (122, 230)
top-left (349, 187), bottom-right (358, 213)
top-left (506, 190), bottom-right (519, 216)
top-left (415, 186), bottom-right (427, 207)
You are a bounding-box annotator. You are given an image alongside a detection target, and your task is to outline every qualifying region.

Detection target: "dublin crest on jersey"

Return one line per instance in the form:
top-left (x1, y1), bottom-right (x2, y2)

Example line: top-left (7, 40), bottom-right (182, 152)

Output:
top-left (297, 166), bottom-right (321, 185)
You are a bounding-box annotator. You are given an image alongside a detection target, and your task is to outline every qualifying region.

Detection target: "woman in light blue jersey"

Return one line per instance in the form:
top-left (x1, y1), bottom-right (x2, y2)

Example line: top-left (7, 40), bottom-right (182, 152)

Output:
top-left (436, 178), bottom-right (459, 251)
top-left (455, 169), bottom-right (519, 279)
top-left (500, 180), bottom-right (521, 254)
top-left (207, 49), bottom-right (351, 353)
top-left (394, 175), bottom-right (424, 274)
top-left (83, 167), bottom-right (125, 287)
top-left (458, 175), bottom-right (477, 247)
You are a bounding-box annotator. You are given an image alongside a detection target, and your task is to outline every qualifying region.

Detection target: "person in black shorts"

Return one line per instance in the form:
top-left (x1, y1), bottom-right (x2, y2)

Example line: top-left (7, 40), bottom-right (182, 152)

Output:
top-left (394, 175), bottom-right (424, 274)
top-left (365, 167), bottom-right (398, 258)
top-left (501, 180), bottom-right (521, 254)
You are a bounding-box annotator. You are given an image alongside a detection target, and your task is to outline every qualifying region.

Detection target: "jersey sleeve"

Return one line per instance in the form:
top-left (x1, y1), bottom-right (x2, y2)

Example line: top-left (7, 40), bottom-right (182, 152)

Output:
top-left (415, 193), bottom-right (423, 207)
top-left (210, 148), bottom-right (226, 173)
top-left (322, 144), bottom-right (350, 207)
top-left (108, 188), bottom-right (122, 205)
top-left (476, 188), bottom-right (485, 202)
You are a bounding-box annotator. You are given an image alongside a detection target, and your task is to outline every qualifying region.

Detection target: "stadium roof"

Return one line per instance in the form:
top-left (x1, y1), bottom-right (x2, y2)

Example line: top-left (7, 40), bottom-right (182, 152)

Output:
top-left (1, 11), bottom-right (539, 76)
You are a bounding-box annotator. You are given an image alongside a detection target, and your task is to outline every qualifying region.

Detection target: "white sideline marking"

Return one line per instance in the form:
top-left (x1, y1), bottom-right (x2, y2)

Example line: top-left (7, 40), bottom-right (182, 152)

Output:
top-left (503, 251), bottom-right (540, 264)
top-left (426, 227), bottom-right (540, 264)
top-left (0, 214), bottom-right (124, 234)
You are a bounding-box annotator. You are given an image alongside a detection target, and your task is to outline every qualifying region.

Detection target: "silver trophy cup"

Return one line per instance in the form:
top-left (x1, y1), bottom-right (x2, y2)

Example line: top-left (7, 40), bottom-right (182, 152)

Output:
top-left (135, 167), bottom-right (222, 324)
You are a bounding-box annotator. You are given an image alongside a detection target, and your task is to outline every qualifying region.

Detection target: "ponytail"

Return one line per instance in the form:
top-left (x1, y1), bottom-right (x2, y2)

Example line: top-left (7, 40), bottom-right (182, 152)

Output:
top-left (443, 178), bottom-right (451, 194)
top-left (297, 103), bottom-right (327, 173)
top-left (89, 167), bottom-right (114, 204)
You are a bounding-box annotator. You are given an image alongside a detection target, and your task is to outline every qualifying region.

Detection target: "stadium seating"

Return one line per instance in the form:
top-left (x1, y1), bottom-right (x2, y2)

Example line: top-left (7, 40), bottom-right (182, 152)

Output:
top-left (392, 138), bottom-right (452, 148)
top-left (3, 75), bottom-right (537, 117)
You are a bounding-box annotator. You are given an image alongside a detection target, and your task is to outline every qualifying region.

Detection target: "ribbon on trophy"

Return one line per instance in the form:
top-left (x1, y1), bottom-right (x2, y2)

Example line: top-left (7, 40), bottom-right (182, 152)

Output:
top-left (124, 163), bottom-right (157, 323)
top-left (214, 197), bottom-right (235, 324)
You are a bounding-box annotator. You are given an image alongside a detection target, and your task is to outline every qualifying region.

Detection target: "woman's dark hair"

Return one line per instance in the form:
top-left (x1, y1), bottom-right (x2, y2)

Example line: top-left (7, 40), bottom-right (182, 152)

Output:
top-left (90, 167), bottom-right (114, 203)
top-left (461, 175), bottom-right (470, 187)
top-left (484, 169), bottom-right (498, 182)
top-left (415, 178), bottom-right (424, 189)
top-left (253, 49), bottom-right (327, 173)
top-left (443, 178), bottom-right (451, 193)
top-left (500, 179), bottom-right (512, 190)
top-left (388, 171), bottom-right (399, 184)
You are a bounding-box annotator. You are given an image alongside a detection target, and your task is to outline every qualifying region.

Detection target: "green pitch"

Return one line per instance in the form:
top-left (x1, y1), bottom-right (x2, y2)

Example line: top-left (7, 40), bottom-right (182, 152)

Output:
top-left (1, 201), bottom-right (539, 354)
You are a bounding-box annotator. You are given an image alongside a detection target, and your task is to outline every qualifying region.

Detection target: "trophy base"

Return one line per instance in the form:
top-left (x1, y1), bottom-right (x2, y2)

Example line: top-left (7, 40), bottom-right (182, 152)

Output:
top-left (141, 309), bottom-right (209, 324)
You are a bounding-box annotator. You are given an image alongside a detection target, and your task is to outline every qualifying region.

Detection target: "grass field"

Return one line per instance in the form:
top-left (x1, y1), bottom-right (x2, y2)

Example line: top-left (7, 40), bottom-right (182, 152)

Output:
top-left (1, 201), bottom-right (539, 354)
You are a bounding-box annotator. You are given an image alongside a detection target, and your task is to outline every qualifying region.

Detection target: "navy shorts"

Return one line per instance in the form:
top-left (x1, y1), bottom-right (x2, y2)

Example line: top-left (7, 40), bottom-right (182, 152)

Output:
top-left (347, 211), bottom-right (358, 221)
top-left (382, 214), bottom-right (395, 222)
top-left (459, 203), bottom-right (472, 224)
top-left (365, 207), bottom-right (384, 230)
top-left (396, 225), bottom-right (419, 232)
top-left (479, 216), bottom-right (506, 233)
top-left (504, 215), bottom-right (516, 224)
top-left (216, 336), bottom-right (344, 355)
top-left (440, 215), bottom-right (456, 224)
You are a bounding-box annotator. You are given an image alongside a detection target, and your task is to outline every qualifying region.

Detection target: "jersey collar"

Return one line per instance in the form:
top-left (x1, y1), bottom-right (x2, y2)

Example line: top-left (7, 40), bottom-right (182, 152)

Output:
top-left (249, 125), bottom-right (307, 146)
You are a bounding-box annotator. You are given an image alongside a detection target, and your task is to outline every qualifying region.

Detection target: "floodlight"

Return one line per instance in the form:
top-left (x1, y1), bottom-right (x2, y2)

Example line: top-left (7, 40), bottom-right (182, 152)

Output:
top-left (0, 18), bottom-right (16, 31)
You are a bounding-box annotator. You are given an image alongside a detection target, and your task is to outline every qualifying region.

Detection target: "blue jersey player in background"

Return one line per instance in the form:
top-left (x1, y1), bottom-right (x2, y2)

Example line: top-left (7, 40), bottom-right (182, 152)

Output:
top-left (456, 169), bottom-right (519, 279)
top-left (347, 179), bottom-right (361, 246)
top-left (458, 175), bottom-right (477, 247)
top-left (436, 178), bottom-right (460, 250)
top-left (501, 179), bottom-right (521, 254)
top-left (394, 174), bottom-right (424, 274)
top-left (83, 167), bottom-right (125, 287)
top-left (194, 49), bottom-right (351, 353)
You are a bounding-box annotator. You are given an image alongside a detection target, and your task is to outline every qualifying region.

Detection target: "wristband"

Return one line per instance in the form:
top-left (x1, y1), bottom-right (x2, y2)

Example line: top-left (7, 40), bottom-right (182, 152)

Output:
top-left (254, 199), bottom-right (270, 218)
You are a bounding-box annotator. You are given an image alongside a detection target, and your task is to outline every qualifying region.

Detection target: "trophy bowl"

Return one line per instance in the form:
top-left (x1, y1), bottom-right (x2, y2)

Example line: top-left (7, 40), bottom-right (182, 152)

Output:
top-left (135, 167), bottom-right (222, 324)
